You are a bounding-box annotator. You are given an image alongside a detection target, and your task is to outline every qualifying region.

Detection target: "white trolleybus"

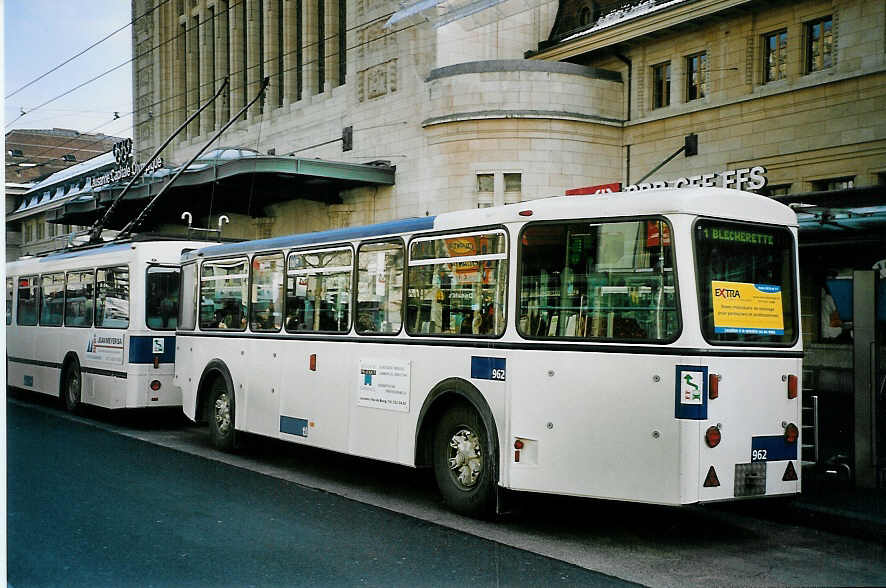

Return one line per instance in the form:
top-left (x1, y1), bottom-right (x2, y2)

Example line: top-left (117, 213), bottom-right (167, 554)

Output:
top-left (175, 187), bottom-right (802, 517)
top-left (6, 238), bottom-right (212, 411)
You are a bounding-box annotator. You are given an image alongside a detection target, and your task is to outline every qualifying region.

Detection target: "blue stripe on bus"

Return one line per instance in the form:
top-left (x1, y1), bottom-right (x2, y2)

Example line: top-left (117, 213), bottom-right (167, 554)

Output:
top-left (128, 335), bottom-right (176, 364)
top-left (280, 416), bottom-right (309, 437)
top-left (751, 435), bottom-right (797, 462)
top-left (182, 216), bottom-right (437, 261)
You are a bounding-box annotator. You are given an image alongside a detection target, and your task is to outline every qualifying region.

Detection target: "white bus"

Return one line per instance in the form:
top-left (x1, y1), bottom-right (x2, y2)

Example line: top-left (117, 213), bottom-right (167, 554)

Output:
top-left (6, 238), bottom-right (212, 411)
top-left (175, 188), bottom-right (802, 517)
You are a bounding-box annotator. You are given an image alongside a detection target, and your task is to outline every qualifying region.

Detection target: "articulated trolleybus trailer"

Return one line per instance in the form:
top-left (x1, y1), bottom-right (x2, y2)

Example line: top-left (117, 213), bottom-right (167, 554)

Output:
top-left (7, 238), bottom-right (213, 411)
top-left (175, 187), bottom-right (802, 517)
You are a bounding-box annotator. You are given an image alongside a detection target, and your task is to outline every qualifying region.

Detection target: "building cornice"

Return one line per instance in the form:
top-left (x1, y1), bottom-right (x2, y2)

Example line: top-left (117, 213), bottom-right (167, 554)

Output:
top-left (530, 0), bottom-right (754, 62)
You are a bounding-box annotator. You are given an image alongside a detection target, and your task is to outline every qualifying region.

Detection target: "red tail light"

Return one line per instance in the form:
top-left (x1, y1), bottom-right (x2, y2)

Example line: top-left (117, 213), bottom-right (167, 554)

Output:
top-left (787, 374), bottom-right (798, 399)
top-left (150, 380), bottom-right (161, 391)
top-left (784, 422), bottom-right (799, 444)
top-left (705, 426), bottom-right (721, 448)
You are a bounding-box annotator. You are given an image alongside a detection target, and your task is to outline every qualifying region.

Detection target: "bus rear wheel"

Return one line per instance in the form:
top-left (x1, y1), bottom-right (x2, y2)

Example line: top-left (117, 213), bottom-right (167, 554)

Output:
top-left (432, 404), bottom-right (496, 518)
top-left (62, 360), bottom-right (82, 413)
top-left (208, 377), bottom-right (235, 450)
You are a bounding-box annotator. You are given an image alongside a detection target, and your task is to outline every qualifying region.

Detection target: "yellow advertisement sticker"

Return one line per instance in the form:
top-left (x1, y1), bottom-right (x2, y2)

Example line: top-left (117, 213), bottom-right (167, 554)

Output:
top-left (711, 281), bottom-right (784, 335)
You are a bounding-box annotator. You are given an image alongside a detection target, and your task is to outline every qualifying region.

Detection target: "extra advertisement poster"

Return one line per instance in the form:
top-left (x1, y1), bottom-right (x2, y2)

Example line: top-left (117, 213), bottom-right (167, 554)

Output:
top-left (711, 281), bottom-right (784, 335)
top-left (357, 358), bottom-right (411, 412)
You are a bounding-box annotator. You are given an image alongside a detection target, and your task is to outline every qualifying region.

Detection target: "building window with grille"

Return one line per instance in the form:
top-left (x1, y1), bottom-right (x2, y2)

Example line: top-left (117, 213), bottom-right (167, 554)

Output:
top-left (477, 173), bottom-right (494, 208)
top-left (652, 62), bottom-right (670, 108)
top-left (763, 30), bottom-right (787, 83)
top-left (36, 222), bottom-right (45, 241)
top-left (503, 173), bottom-right (522, 204)
top-left (806, 16), bottom-right (833, 73)
top-left (685, 52), bottom-right (707, 101)
top-left (24, 223), bottom-right (33, 243)
top-left (812, 177), bottom-right (854, 192)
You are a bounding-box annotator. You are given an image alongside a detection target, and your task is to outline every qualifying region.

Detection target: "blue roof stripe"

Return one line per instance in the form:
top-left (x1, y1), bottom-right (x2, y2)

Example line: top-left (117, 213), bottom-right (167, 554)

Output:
top-left (184, 216), bottom-right (437, 260)
top-left (39, 243), bottom-right (132, 262)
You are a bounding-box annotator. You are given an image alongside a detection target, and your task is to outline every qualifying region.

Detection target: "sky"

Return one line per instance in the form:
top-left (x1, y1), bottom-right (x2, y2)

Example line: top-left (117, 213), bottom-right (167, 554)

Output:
top-left (4, 0), bottom-right (134, 139)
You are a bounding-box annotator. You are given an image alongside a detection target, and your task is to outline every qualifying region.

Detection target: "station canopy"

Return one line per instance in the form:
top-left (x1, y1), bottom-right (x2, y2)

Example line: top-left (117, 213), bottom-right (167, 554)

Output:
top-left (47, 148), bottom-right (396, 230)
top-left (773, 186), bottom-right (886, 247)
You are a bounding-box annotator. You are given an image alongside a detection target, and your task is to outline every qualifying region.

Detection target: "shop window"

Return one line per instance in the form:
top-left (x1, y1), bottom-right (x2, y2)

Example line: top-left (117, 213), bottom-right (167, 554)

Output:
top-left (806, 16), bottom-right (833, 73)
top-left (812, 177), bottom-right (854, 192)
top-left (763, 30), bottom-right (787, 83)
top-left (652, 62), bottom-right (671, 108)
top-left (685, 52), bottom-right (707, 101)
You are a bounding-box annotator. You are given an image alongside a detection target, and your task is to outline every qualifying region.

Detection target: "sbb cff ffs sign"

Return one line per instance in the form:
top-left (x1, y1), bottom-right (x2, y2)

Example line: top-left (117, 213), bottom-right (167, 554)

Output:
top-left (566, 182), bottom-right (622, 196)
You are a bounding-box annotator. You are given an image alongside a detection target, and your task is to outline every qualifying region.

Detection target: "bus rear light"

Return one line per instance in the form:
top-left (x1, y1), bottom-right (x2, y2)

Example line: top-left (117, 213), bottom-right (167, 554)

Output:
top-left (784, 422), bottom-right (799, 444)
top-left (787, 374), bottom-right (798, 399)
top-left (150, 380), bottom-right (161, 391)
top-left (518, 210), bottom-right (533, 217)
top-left (513, 439), bottom-right (524, 450)
top-left (705, 426), bottom-right (721, 448)
top-left (709, 373), bottom-right (719, 399)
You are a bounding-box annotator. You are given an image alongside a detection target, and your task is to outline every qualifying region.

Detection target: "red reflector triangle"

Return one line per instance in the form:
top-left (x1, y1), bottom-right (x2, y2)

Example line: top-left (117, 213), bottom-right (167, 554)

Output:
top-left (703, 466), bottom-right (720, 487)
top-left (782, 461), bottom-right (798, 481)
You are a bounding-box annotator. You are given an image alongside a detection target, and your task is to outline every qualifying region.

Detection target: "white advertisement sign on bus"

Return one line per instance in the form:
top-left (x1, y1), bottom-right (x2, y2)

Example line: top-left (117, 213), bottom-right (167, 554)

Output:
top-left (357, 358), bottom-right (411, 412)
top-left (85, 332), bottom-right (124, 364)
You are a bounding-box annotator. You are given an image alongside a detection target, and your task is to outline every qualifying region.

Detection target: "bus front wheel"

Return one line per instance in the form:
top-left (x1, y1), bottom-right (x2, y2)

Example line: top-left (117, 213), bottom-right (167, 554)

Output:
top-left (208, 377), bottom-right (235, 450)
top-left (62, 359), bottom-right (82, 413)
top-left (432, 404), bottom-right (496, 518)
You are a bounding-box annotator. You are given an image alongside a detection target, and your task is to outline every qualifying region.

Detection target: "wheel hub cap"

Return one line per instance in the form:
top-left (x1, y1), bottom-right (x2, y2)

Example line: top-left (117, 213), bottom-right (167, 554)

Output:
top-left (214, 393), bottom-right (231, 435)
top-left (448, 428), bottom-right (482, 488)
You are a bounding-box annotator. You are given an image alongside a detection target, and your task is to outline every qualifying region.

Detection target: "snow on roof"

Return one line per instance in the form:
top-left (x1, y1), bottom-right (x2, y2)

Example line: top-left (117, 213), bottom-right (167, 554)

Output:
top-left (562, 0), bottom-right (689, 43)
top-left (26, 151), bottom-right (116, 195)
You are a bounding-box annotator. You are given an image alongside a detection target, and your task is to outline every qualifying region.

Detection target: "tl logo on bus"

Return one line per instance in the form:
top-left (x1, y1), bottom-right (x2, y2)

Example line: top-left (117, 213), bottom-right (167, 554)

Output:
top-left (680, 371), bottom-right (703, 405)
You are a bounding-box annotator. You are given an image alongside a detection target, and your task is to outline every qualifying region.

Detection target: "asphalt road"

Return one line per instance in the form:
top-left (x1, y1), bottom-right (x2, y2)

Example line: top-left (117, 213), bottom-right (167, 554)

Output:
top-left (7, 399), bottom-right (631, 587)
top-left (7, 394), bottom-right (886, 587)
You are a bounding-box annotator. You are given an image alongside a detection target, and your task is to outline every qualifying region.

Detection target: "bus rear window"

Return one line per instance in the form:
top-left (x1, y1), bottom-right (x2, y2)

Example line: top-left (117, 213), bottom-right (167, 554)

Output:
top-left (518, 220), bottom-right (678, 341)
top-left (694, 219), bottom-right (797, 345)
top-left (146, 266), bottom-right (178, 330)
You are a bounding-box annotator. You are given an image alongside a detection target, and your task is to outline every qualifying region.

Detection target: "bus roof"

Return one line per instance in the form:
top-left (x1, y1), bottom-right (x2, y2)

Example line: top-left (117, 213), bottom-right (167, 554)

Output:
top-left (183, 188), bottom-right (796, 260)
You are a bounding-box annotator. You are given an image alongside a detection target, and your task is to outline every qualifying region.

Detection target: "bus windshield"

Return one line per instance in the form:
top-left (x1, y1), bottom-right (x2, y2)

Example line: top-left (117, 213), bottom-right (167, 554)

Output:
top-left (694, 219), bottom-right (797, 345)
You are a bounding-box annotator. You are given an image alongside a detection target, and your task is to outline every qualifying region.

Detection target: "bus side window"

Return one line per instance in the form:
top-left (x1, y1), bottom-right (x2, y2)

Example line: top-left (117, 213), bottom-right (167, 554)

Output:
top-left (199, 258), bottom-right (248, 331)
top-left (250, 253), bottom-right (284, 332)
top-left (65, 270), bottom-right (95, 327)
top-left (405, 231), bottom-right (507, 337)
top-left (285, 248), bottom-right (352, 333)
top-left (356, 240), bottom-right (404, 335)
top-left (16, 276), bottom-right (38, 326)
top-left (6, 277), bottom-right (13, 325)
top-left (39, 273), bottom-right (65, 326)
top-left (96, 266), bottom-right (130, 329)
top-left (179, 262), bottom-right (198, 331)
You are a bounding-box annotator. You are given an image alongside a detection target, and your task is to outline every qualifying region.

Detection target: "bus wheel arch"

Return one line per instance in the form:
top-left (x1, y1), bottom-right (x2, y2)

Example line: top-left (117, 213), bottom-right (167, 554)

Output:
top-left (60, 352), bottom-right (82, 413)
top-left (415, 378), bottom-right (500, 517)
top-left (196, 360), bottom-right (236, 450)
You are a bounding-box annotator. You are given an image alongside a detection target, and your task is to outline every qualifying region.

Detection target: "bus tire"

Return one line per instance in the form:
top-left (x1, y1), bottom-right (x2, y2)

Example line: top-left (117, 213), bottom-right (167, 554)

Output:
top-left (207, 376), bottom-right (235, 451)
top-left (62, 359), bottom-right (82, 413)
top-left (432, 404), bottom-right (496, 518)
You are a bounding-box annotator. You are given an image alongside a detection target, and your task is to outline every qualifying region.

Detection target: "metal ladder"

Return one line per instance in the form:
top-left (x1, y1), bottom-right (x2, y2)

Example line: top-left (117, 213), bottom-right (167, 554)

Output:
top-left (801, 368), bottom-right (819, 466)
